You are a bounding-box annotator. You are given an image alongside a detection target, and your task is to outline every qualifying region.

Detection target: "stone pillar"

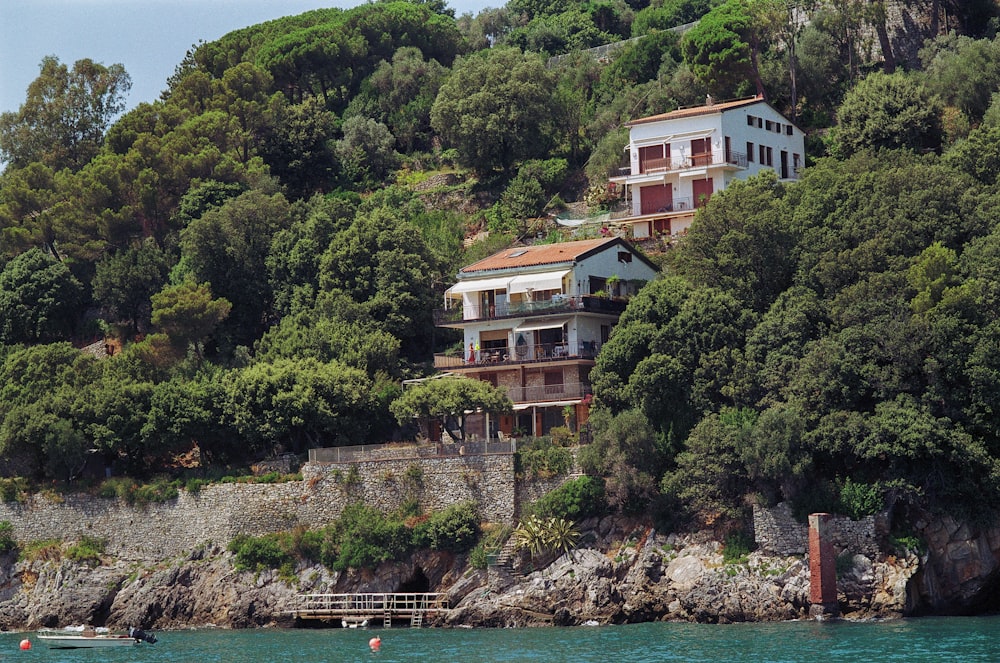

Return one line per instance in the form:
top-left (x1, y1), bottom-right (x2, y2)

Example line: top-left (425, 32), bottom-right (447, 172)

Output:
top-left (808, 512), bottom-right (839, 618)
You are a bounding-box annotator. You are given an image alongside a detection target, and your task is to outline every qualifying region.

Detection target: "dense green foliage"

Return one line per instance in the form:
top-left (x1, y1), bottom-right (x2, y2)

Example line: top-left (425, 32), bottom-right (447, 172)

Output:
top-left (529, 475), bottom-right (606, 520)
top-left (2, 0), bottom-right (1000, 540)
top-left (229, 500), bottom-right (482, 574)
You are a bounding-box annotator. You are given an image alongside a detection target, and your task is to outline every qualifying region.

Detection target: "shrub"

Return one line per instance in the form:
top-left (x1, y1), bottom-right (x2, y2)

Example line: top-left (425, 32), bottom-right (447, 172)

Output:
top-left (516, 437), bottom-right (573, 479)
top-left (722, 531), bottom-right (754, 564)
top-left (20, 539), bottom-right (62, 563)
top-left (229, 534), bottom-right (294, 574)
top-left (98, 476), bottom-right (178, 505)
top-left (838, 478), bottom-right (884, 519)
top-left (530, 476), bottom-right (606, 521)
top-left (0, 478), bottom-right (28, 503)
top-left (66, 536), bottom-right (106, 565)
top-left (421, 501), bottom-right (480, 552)
top-left (0, 521), bottom-right (16, 554)
top-left (325, 503), bottom-right (411, 571)
top-left (514, 515), bottom-right (579, 557)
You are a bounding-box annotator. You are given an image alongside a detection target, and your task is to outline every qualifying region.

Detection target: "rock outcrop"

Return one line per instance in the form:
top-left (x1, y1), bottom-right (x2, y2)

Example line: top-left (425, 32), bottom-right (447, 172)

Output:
top-left (0, 515), bottom-right (942, 631)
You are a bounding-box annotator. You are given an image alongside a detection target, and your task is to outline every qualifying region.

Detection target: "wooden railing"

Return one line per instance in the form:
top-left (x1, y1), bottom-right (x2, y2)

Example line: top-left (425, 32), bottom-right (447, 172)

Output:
top-left (290, 593), bottom-right (449, 618)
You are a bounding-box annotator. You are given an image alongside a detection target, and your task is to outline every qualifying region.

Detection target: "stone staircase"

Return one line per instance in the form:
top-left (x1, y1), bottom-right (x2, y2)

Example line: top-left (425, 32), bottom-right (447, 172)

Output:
top-left (491, 536), bottom-right (522, 577)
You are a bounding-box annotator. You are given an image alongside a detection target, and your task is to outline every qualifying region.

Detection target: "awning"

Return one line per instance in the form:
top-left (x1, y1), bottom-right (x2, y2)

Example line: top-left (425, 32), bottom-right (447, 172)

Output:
top-left (445, 276), bottom-right (512, 296)
top-left (515, 318), bottom-right (569, 334)
top-left (508, 270), bottom-right (570, 294)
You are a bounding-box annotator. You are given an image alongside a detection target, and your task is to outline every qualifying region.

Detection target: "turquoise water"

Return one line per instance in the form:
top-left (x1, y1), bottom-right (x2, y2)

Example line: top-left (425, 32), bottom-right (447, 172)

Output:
top-left (9, 617), bottom-right (998, 663)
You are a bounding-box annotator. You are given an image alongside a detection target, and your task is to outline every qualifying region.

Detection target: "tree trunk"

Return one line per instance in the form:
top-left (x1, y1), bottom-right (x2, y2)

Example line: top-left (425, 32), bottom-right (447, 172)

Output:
top-left (872, 0), bottom-right (896, 74)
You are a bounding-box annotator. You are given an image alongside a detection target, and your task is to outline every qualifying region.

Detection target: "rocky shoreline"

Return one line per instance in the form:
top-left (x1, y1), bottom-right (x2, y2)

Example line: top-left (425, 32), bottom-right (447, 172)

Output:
top-left (0, 515), bottom-right (927, 631)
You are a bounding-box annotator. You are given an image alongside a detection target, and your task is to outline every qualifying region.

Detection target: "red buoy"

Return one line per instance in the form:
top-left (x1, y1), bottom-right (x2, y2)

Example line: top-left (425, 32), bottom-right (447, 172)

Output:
top-left (369, 635), bottom-right (381, 652)
top-left (19, 639), bottom-right (31, 650)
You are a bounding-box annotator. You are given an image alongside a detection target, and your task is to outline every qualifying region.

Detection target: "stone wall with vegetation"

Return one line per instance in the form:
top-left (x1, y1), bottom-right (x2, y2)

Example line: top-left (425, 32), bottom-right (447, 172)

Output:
top-left (753, 503), bottom-right (881, 558)
top-left (0, 454), bottom-right (517, 562)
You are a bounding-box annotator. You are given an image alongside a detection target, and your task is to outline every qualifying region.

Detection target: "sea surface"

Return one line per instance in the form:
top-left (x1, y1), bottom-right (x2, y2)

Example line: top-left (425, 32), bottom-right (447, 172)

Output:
top-left (9, 616), bottom-right (998, 663)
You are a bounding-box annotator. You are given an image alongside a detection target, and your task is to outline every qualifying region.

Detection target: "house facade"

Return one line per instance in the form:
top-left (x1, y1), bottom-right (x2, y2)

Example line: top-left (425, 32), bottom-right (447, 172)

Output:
top-left (608, 95), bottom-right (806, 239)
top-left (433, 237), bottom-right (658, 440)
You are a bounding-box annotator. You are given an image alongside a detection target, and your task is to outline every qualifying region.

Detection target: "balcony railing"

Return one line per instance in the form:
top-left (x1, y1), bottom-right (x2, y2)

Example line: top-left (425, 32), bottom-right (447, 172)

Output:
top-left (609, 196), bottom-right (697, 220)
top-left (505, 381), bottom-right (592, 404)
top-left (616, 150), bottom-right (748, 177)
top-left (435, 294), bottom-right (626, 325)
top-left (434, 340), bottom-right (603, 369)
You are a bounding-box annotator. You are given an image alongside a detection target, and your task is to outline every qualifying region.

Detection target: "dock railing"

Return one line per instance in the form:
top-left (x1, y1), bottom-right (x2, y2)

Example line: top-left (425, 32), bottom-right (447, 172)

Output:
top-left (290, 593), bottom-right (449, 620)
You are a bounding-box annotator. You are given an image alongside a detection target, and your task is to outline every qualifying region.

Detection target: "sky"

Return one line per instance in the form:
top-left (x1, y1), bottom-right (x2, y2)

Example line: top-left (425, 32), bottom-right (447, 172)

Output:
top-left (0, 0), bottom-right (496, 117)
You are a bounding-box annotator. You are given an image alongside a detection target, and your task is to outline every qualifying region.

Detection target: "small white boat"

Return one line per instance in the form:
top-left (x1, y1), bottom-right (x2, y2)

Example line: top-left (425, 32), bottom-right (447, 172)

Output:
top-left (37, 625), bottom-right (157, 648)
top-left (342, 618), bottom-right (369, 629)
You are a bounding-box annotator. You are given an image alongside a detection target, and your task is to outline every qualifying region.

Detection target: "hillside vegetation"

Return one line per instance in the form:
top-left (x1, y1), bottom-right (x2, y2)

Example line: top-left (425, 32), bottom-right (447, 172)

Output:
top-left (1, 0), bottom-right (1000, 534)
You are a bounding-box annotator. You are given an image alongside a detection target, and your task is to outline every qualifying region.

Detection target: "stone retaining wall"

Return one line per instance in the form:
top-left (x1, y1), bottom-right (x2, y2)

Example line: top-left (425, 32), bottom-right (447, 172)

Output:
top-left (0, 454), bottom-right (518, 562)
top-left (753, 503), bottom-right (881, 558)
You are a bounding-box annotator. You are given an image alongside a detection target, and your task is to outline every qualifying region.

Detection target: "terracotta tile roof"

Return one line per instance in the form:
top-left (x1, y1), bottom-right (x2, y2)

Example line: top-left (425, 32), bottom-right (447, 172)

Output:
top-left (626, 96), bottom-right (763, 127)
top-left (460, 238), bottom-right (619, 274)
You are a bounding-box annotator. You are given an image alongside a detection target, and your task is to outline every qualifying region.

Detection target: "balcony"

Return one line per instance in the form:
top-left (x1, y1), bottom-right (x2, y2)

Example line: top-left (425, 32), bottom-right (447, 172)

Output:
top-left (505, 381), bottom-right (592, 404)
top-left (613, 150), bottom-right (748, 179)
top-left (433, 340), bottom-right (603, 370)
top-left (434, 294), bottom-right (626, 325)
top-left (608, 196), bottom-right (699, 221)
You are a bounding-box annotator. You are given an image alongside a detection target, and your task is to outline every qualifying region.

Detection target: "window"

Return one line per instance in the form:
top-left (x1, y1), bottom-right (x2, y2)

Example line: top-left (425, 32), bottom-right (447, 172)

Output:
top-left (617, 251), bottom-right (632, 263)
top-left (793, 153), bottom-right (801, 173)
top-left (747, 115), bottom-right (755, 126)
top-left (747, 142), bottom-right (754, 162)
top-left (757, 117), bottom-right (763, 128)
top-left (638, 144), bottom-right (665, 173)
top-left (544, 371), bottom-right (564, 395)
top-left (786, 124), bottom-right (794, 136)
top-left (765, 146), bottom-right (773, 166)
top-left (765, 120), bottom-right (773, 131)
top-left (759, 144), bottom-right (766, 163)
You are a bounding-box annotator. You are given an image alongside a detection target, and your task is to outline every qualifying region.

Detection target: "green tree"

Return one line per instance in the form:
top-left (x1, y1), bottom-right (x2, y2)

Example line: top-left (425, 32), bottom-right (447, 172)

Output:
top-left (317, 206), bottom-right (438, 358)
top-left (92, 239), bottom-right (170, 336)
top-left (578, 408), bottom-right (663, 513)
top-left (224, 357), bottom-right (375, 453)
top-left (681, 0), bottom-right (767, 99)
top-left (142, 368), bottom-right (238, 466)
top-left (670, 172), bottom-right (797, 314)
top-left (0, 248), bottom-right (85, 344)
top-left (334, 116), bottom-right (399, 186)
top-left (0, 56), bottom-right (131, 170)
top-left (919, 34), bottom-right (1000, 126)
top-left (150, 281), bottom-right (232, 356)
top-left (389, 376), bottom-right (513, 442)
top-left (830, 72), bottom-right (942, 157)
top-left (345, 46), bottom-right (447, 153)
top-left (180, 189), bottom-right (291, 348)
top-left (431, 47), bottom-right (557, 174)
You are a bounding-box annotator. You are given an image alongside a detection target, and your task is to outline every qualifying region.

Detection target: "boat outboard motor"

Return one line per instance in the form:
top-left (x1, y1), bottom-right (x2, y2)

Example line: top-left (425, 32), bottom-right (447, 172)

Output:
top-left (129, 627), bottom-right (157, 644)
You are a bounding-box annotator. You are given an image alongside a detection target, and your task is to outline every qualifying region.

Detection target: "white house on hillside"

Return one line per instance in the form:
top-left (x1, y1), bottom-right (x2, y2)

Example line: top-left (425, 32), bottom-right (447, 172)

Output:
top-left (608, 95), bottom-right (806, 239)
top-left (433, 237), bottom-right (658, 439)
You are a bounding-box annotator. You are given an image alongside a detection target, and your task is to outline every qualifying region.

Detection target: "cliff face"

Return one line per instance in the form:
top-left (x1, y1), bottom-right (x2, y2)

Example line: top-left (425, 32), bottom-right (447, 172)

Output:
top-left (0, 516), bottom-right (922, 631)
top-left (912, 513), bottom-right (1000, 615)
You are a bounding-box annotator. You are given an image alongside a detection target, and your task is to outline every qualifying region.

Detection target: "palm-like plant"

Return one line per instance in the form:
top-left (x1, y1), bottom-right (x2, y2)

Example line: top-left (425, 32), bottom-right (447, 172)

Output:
top-left (513, 515), bottom-right (579, 558)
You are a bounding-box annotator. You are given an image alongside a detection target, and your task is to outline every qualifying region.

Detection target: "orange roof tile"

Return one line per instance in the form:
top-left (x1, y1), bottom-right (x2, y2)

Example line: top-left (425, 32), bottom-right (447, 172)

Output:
top-left (460, 238), bottom-right (619, 274)
top-left (626, 96), bottom-right (763, 127)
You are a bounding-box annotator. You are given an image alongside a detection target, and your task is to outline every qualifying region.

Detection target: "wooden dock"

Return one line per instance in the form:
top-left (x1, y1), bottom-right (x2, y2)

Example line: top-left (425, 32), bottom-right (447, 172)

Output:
top-left (288, 593), bottom-right (449, 628)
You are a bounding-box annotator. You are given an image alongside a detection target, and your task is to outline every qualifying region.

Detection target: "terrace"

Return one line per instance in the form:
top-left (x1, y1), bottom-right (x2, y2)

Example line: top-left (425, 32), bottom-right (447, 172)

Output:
top-left (434, 339), bottom-right (602, 370)
top-left (611, 149), bottom-right (748, 181)
top-left (434, 294), bottom-right (625, 326)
